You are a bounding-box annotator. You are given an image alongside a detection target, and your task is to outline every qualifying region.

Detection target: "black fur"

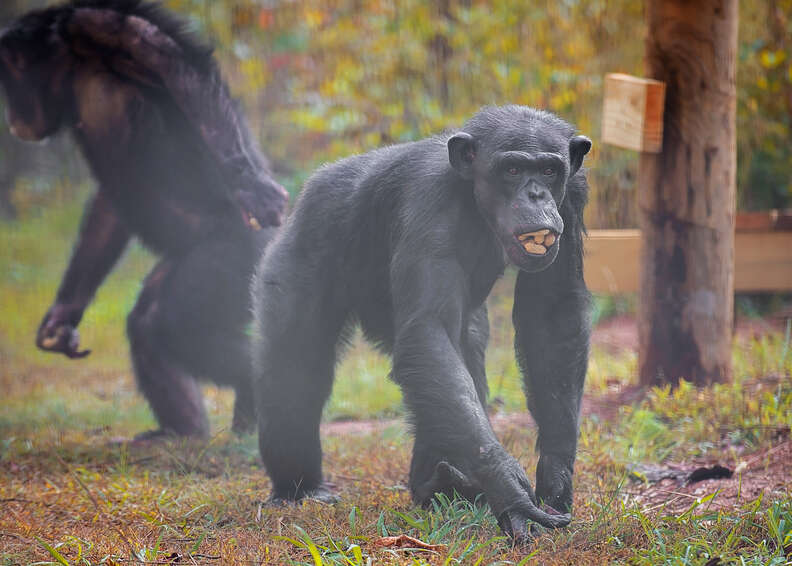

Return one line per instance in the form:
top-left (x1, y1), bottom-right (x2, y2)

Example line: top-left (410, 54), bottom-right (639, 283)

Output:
top-left (252, 105), bottom-right (591, 541)
top-left (0, 1), bottom-right (288, 437)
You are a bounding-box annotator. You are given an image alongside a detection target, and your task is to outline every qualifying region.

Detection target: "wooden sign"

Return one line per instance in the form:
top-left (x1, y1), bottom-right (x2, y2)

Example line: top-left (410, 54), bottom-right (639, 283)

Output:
top-left (602, 73), bottom-right (666, 153)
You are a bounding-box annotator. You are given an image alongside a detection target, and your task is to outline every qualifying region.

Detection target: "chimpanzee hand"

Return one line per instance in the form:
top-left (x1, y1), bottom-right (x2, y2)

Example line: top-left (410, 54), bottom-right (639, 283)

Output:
top-left (36, 304), bottom-right (90, 359)
top-left (535, 453), bottom-right (574, 514)
top-left (476, 445), bottom-right (570, 543)
top-left (234, 182), bottom-right (288, 231)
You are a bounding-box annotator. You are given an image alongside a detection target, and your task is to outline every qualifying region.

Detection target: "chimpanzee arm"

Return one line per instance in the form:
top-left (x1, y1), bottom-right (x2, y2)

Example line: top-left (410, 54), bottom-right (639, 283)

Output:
top-left (66, 8), bottom-right (288, 228)
top-left (392, 253), bottom-right (569, 539)
top-left (512, 180), bottom-right (591, 514)
top-left (36, 191), bottom-right (130, 358)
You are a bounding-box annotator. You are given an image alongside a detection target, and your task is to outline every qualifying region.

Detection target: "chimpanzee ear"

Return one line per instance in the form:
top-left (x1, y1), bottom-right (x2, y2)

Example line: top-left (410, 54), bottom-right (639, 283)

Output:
top-left (568, 135), bottom-right (592, 177)
top-left (448, 132), bottom-right (476, 179)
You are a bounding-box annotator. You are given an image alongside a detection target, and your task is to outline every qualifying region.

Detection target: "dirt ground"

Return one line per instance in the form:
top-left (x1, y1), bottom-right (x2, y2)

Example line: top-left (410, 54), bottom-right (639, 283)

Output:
top-left (321, 315), bottom-right (792, 520)
top-left (624, 440), bottom-right (791, 515)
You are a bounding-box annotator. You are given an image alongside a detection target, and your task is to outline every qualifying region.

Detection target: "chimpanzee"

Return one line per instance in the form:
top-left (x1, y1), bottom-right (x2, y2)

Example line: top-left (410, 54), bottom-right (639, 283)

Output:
top-left (0, 0), bottom-right (288, 438)
top-left (252, 105), bottom-right (592, 540)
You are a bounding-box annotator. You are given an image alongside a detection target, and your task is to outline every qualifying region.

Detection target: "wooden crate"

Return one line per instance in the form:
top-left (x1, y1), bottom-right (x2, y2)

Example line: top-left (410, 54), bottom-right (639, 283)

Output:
top-left (602, 73), bottom-right (666, 153)
top-left (585, 227), bottom-right (792, 294)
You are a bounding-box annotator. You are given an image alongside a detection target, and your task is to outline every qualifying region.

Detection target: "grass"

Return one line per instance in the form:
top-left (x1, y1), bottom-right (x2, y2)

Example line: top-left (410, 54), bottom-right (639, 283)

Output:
top-left (1, 191), bottom-right (791, 564)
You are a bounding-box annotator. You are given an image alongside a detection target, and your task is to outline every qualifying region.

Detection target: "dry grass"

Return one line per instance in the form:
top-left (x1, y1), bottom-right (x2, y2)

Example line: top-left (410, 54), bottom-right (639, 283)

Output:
top-left (1, 199), bottom-right (791, 565)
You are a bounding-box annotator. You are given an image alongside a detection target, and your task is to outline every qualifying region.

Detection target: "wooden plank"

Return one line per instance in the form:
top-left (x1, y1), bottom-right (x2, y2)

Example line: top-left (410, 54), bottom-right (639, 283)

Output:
top-left (584, 229), bottom-right (792, 293)
top-left (734, 231), bottom-right (792, 291)
top-left (601, 73), bottom-right (666, 153)
top-left (584, 229), bottom-right (642, 294)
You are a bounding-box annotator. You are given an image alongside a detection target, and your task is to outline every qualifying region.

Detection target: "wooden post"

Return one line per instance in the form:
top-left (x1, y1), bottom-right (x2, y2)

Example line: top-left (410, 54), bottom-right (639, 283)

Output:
top-left (638, 0), bottom-right (738, 387)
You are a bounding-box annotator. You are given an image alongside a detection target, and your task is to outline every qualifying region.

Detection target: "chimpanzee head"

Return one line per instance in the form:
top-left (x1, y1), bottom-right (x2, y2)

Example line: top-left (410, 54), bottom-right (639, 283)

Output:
top-left (448, 105), bottom-right (591, 273)
top-left (0, 9), bottom-right (72, 141)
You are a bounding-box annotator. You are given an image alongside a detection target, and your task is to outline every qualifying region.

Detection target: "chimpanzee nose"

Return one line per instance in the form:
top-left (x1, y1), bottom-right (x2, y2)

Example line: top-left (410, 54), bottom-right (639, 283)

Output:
top-left (526, 181), bottom-right (550, 202)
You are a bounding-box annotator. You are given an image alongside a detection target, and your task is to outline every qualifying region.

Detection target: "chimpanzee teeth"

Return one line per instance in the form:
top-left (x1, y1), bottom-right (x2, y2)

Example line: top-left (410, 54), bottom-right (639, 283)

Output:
top-left (523, 241), bottom-right (546, 255)
top-left (545, 233), bottom-right (556, 246)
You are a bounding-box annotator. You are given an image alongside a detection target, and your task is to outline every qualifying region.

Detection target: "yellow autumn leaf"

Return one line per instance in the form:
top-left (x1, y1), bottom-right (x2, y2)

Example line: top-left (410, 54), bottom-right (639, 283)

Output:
top-left (760, 49), bottom-right (786, 69)
top-left (303, 8), bottom-right (324, 30)
top-left (240, 58), bottom-right (269, 91)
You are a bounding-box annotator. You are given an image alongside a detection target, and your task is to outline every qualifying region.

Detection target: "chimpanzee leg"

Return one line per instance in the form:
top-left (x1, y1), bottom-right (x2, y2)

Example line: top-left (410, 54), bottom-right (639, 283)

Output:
top-left (158, 237), bottom-right (261, 431)
top-left (231, 378), bottom-right (257, 434)
top-left (513, 258), bottom-right (590, 513)
top-left (127, 261), bottom-right (209, 437)
top-left (464, 305), bottom-right (490, 409)
top-left (410, 305), bottom-right (490, 503)
top-left (252, 252), bottom-right (344, 502)
top-left (128, 237), bottom-right (261, 437)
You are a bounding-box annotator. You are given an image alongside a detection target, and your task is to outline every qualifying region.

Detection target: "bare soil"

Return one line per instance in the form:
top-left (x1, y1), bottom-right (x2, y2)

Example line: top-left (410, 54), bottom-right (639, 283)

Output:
top-left (626, 440), bottom-right (792, 514)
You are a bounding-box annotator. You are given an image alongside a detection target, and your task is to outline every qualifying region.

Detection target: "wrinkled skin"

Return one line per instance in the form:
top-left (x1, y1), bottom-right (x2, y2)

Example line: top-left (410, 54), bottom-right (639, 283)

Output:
top-left (252, 105), bottom-right (591, 542)
top-left (0, 1), bottom-right (287, 438)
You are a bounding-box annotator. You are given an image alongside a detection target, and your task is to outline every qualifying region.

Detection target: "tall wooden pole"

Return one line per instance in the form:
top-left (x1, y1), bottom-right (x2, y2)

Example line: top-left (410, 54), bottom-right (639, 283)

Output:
top-left (638, 0), bottom-right (738, 386)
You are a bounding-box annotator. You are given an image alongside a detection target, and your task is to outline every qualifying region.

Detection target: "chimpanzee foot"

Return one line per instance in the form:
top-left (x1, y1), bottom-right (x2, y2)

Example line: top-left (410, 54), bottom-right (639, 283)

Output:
top-left (268, 482), bottom-right (340, 505)
top-left (535, 453), bottom-right (574, 514)
top-left (231, 388), bottom-right (257, 435)
top-left (129, 429), bottom-right (177, 444)
top-left (128, 427), bottom-right (208, 444)
top-left (231, 411), bottom-right (256, 435)
top-left (414, 461), bottom-right (484, 505)
top-left (105, 429), bottom-right (174, 446)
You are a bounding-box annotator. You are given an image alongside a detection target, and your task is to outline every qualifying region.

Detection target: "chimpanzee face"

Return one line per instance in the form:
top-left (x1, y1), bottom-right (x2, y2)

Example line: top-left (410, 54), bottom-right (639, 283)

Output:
top-left (0, 17), bottom-right (70, 141)
top-left (448, 120), bottom-right (590, 273)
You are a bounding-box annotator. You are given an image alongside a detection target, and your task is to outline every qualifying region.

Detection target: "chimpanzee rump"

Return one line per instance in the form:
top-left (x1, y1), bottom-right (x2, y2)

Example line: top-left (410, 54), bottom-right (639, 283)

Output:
top-left (252, 106), bottom-right (591, 540)
top-left (0, 0), bottom-right (288, 438)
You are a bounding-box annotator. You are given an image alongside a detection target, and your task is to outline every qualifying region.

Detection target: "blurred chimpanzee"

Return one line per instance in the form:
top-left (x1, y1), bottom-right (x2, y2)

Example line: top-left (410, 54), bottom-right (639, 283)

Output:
top-left (0, 0), bottom-right (288, 438)
top-left (252, 106), bottom-right (592, 540)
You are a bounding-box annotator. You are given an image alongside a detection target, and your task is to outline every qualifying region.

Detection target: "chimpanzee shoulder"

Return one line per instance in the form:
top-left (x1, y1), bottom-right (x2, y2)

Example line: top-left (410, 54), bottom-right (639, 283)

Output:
top-left (66, 0), bottom-right (213, 68)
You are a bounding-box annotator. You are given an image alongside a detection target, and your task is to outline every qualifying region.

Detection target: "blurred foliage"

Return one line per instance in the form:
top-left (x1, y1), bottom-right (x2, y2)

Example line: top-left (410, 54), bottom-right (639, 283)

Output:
top-left (165, 0), bottom-right (645, 227)
top-left (738, 0), bottom-right (792, 211)
top-left (162, 0), bottom-right (791, 227)
top-left (0, 0), bottom-right (790, 225)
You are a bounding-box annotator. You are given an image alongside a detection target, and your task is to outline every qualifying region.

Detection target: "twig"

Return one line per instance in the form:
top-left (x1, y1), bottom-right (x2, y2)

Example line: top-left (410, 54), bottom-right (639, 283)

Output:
top-left (641, 496), bottom-right (682, 513)
top-left (651, 488), bottom-right (700, 499)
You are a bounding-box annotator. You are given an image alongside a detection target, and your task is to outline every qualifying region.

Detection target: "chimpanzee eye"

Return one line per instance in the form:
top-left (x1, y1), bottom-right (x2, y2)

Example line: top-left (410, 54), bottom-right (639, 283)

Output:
top-left (507, 166), bottom-right (519, 176)
top-left (543, 167), bottom-right (555, 176)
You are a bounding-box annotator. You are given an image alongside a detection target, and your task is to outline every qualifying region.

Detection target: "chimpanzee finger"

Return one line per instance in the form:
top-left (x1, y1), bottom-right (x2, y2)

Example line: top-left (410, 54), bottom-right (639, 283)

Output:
top-left (498, 497), bottom-right (571, 533)
top-left (435, 461), bottom-right (475, 490)
top-left (497, 509), bottom-right (531, 544)
top-left (65, 348), bottom-right (91, 359)
top-left (37, 324), bottom-right (67, 350)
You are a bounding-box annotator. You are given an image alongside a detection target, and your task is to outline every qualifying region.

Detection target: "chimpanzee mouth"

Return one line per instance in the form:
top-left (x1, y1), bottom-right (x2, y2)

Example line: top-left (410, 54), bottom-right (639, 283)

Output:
top-left (516, 229), bottom-right (558, 256)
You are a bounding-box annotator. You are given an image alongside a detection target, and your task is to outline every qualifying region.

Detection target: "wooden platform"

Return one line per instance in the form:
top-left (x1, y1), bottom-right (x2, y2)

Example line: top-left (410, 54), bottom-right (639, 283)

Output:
top-left (585, 229), bottom-right (792, 293)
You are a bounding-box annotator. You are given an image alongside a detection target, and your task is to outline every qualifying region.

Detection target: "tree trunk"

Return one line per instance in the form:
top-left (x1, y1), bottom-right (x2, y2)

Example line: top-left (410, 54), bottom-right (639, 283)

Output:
top-left (638, 0), bottom-right (738, 387)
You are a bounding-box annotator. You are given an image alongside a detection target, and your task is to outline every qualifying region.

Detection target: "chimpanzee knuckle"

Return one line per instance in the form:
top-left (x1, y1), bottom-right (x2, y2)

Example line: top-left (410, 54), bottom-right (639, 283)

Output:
top-left (506, 512), bottom-right (532, 543)
top-left (38, 334), bottom-right (58, 350)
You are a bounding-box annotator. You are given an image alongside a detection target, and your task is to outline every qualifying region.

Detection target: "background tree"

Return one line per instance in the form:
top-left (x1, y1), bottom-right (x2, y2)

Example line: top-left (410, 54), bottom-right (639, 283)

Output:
top-left (638, 0), bottom-right (738, 386)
